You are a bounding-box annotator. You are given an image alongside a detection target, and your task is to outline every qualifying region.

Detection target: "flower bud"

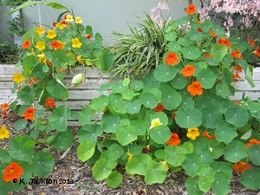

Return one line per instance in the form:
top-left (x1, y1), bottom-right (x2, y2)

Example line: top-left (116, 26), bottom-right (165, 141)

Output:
top-left (71, 73), bottom-right (85, 87)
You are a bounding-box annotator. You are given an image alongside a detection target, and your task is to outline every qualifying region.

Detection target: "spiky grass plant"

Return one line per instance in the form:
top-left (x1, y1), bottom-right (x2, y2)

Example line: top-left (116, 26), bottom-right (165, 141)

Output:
top-left (109, 14), bottom-right (171, 79)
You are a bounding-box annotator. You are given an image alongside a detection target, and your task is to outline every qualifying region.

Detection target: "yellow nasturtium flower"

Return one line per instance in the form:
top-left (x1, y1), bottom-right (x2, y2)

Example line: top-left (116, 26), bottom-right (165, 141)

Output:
top-left (187, 127), bottom-right (200, 140)
top-left (37, 53), bottom-right (47, 63)
top-left (150, 118), bottom-right (163, 129)
top-left (12, 73), bottom-right (24, 83)
top-left (46, 29), bottom-right (57, 39)
top-left (71, 38), bottom-right (82, 48)
top-left (0, 125), bottom-right (10, 139)
top-left (75, 16), bottom-right (83, 24)
top-left (35, 41), bottom-right (46, 51)
top-left (65, 14), bottom-right (74, 22)
top-left (36, 26), bottom-right (45, 35)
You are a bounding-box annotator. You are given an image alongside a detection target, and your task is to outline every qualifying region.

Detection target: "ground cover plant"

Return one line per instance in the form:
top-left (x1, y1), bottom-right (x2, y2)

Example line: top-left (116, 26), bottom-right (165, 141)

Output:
top-left (0, 1), bottom-right (260, 195)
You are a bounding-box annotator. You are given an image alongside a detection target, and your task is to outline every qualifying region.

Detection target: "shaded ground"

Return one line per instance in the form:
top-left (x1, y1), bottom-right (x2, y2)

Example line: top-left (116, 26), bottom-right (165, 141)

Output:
top-left (1, 112), bottom-right (259, 195)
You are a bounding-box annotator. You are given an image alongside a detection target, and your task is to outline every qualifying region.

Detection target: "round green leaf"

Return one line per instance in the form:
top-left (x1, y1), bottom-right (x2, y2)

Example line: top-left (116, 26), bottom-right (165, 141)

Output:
top-left (182, 153), bottom-right (203, 177)
top-left (18, 87), bottom-right (34, 104)
top-left (248, 145), bottom-right (260, 166)
top-left (116, 125), bottom-right (138, 146)
top-left (211, 44), bottom-right (228, 62)
top-left (175, 108), bottom-right (203, 128)
top-left (167, 41), bottom-right (181, 52)
top-left (92, 158), bottom-right (113, 181)
top-left (197, 69), bottom-right (217, 89)
top-left (165, 146), bottom-right (185, 166)
top-left (225, 106), bottom-right (249, 127)
top-left (131, 118), bottom-right (148, 136)
top-left (179, 96), bottom-right (194, 109)
top-left (46, 78), bottom-right (68, 100)
top-left (140, 93), bottom-right (159, 109)
top-left (32, 151), bottom-right (54, 178)
top-left (160, 85), bottom-right (182, 110)
top-left (130, 80), bottom-right (144, 91)
top-left (77, 140), bottom-right (95, 162)
top-left (79, 106), bottom-right (95, 125)
top-left (49, 105), bottom-right (68, 132)
top-left (108, 143), bottom-right (124, 160)
top-left (89, 95), bottom-right (108, 112)
top-left (181, 45), bottom-right (201, 60)
top-left (150, 125), bottom-right (171, 144)
top-left (0, 149), bottom-right (11, 163)
top-left (126, 100), bottom-right (142, 114)
top-left (144, 160), bottom-right (167, 184)
top-left (198, 176), bottom-right (214, 193)
top-left (201, 106), bottom-right (223, 128)
top-left (216, 82), bottom-right (230, 98)
top-left (185, 178), bottom-right (203, 195)
top-left (78, 124), bottom-right (103, 143)
top-left (102, 115), bottom-right (121, 133)
top-left (241, 167), bottom-right (260, 190)
top-left (165, 31), bottom-right (177, 41)
top-left (126, 154), bottom-right (152, 175)
top-left (106, 171), bottom-right (123, 188)
top-left (14, 119), bottom-right (28, 131)
top-left (223, 140), bottom-right (247, 162)
top-left (215, 121), bottom-right (237, 144)
top-left (51, 130), bottom-right (74, 150)
top-left (188, 30), bottom-right (202, 41)
top-left (170, 73), bottom-right (188, 89)
top-left (154, 64), bottom-right (178, 82)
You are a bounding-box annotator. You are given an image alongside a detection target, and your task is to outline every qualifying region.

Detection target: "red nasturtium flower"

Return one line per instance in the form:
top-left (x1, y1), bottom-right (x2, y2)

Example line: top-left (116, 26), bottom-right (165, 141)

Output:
top-left (182, 65), bottom-right (195, 77)
top-left (45, 98), bottom-right (55, 109)
top-left (166, 133), bottom-right (181, 146)
top-left (230, 49), bottom-right (243, 59)
top-left (209, 30), bottom-right (217, 37)
top-left (50, 40), bottom-right (62, 50)
top-left (154, 103), bottom-right (165, 112)
top-left (201, 130), bottom-right (216, 140)
top-left (254, 47), bottom-right (260, 57)
top-left (203, 53), bottom-right (212, 58)
top-left (246, 138), bottom-right (260, 148)
top-left (23, 107), bottom-right (35, 121)
top-left (21, 40), bottom-right (31, 49)
top-left (232, 161), bottom-right (251, 174)
top-left (164, 52), bottom-right (179, 66)
top-left (197, 27), bottom-right (203, 32)
top-left (234, 65), bottom-right (243, 73)
top-left (185, 4), bottom-right (196, 15)
top-left (248, 38), bottom-right (255, 47)
top-left (217, 38), bottom-right (232, 48)
top-left (187, 81), bottom-right (203, 96)
top-left (86, 34), bottom-right (91, 40)
top-left (3, 162), bottom-right (24, 182)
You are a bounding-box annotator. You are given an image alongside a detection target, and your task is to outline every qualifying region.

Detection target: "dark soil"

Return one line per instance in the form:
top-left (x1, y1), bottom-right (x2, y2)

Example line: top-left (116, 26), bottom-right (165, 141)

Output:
top-left (1, 112), bottom-right (259, 195)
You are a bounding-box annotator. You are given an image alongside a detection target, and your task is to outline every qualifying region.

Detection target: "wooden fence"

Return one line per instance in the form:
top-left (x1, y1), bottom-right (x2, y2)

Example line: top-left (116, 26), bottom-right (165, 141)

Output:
top-left (1, 65), bottom-right (260, 126)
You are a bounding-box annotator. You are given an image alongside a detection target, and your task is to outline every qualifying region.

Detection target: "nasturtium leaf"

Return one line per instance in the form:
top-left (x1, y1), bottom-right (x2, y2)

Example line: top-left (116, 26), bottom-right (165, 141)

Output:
top-left (194, 61), bottom-right (207, 76)
top-left (92, 158), bottom-right (113, 181)
top-left (126, 99), bottom-right (142, 114)
top-left (32, 64), bottom-right (46, 78)
top-left (116, 125), bottom-right (138, 146)
top-left (89, 95), bottom-right (108, 112)
top-left (185, 178), bottom-right (203, 195)
top-left (198, 176), bottom-right (214, 193)
top-left (223, 140), bottom-right (247, 162)
top-left (47, 78), bottom-right (68, 100)
top-left (9, 135), bottom-right (35, 162)
top-left (215, 121), bottom-right (237, 144)
top-left (22, 55), bottom-right (37, 76)
top-left (154, 149), bottom-right (165, 161)
top-left (211, 44), bottom-right (228, 62)
top-left (32, 151), bottom-right (54, 178)
top-left (107, 143), bottom-right (124, 160)
top-left (248, 145), bottom-right (260, 166)
top-left (197, 69), bottom-right (217, 89)
top-left (18, 87), bottom-right (34, 104)
top-left (123, 78), bottom-right (131, 87)
top-left (182, 142), bottom-right (194, 154)
top-left (188, 30), bottom-right (202, 41)
top-left (170, 73), bottom-right (188, 89)
top-left (222, 68), bottom-right (233, 85)
top-left (221, 54), bottom-right (234, 66)
top-left (52, 50), bottom-right (68, 69)
top-left (175, 108), bottom-right (203, 128)
top-left (165, 31), bottom-right (177, 41)
top-left (79, 106), bottom-right (95, 125)
top-left (131, 118), bottom-right (148, 136)
top-left (212, 25), bottom-right (226, 36)
top-left (245, 65), bottom-right (255, 88)
top-left (99, 48), bottom-right (114, 71)
top-left (197, 164), bottom-right (215, 178)
top-left (178, 37), bottom-right (190, 47)
top-left (181, 45), bottom-right (201, 60)
top-left (179, 96), bottom-right (194, 109)
top-left (14, 119), bottom-right (28, 131)
top-left (160, 85), bottom-right (182, 110)
top-left (201, 106), bottom-right (223, 128)
top-left (102, 115), bottom-right (120, 133)
top-left (77, 140), bottom-right (95, 162)
top-left (0, 149), bottom-right (11, 163)
top-left (129, 144), bottom-right (142, 155)
top-left (111, 82), bottom-right (128, 93)
top-left (143, 72), bottom-right (161, 88)
top-left (182, 153), bottom-right (203, 177)
top-left (126, 154), bottom-right (152, 175)
top-left (150, 125), bottom-right (171, 144)
top-left (216, 82), bottom-right (230, 98)
top-left (210, 161), bottom-right (233, 180)
top-left (248, 101), bottom-right (260, 119)
top-left (142, 87), bottom-right (162, 101)
top-left (122, 89), bottom-right (136, 100)
top-left (154, 64), bottom-right (178, 82)
top-left (167, 41), bottom-right (181, 52)
top-left (106, 171), bottom-right (123, 188)
top-left (140, 93), bottom-right (159, 109)
top-left (49, 105), bottom-right (68, 132)
top-left (240, 167), bottom-right (260, 190)
top-left (195, 96), bottom-right (215, 109)
top-left (78, 124), bottom-right (103, 143)
top-left (208, 141), bottom-right (225, 159)
top-left (130, 80), bottom-right (144, 91)
top-left (196, 149), bottom-right (214, 164)
top-left (225, 106), bottom-right (249, 127)
top-left (165, 146), bottom-right (185, 166)
top-left (144, 160), bottom-right (167, 184)
top-left (51, 130), bottom-right (74, 150)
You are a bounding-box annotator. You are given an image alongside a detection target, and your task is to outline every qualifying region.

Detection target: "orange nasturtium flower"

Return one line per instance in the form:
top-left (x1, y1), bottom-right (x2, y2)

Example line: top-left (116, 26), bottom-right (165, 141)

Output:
top-left (232, 161), bottom-right (251, 174)
top-left (50, 40), bottom-right (62, 50)
top-left (254, 47), bottom-right (260, 57)
top-left (246, 138), bottom-right (260, 148)
top-left (182, 64), bottom-right (195, 77)
top-left (0, 102), bottom-right (10, 118)
top-left (56, 21), bottom-right (67, 29)
top-left (46, 29), bottom-right (57, 39)
top-left (23, 107), bottom-right (35, 121)
top-left (3, 162), bottom-right (24, 182)
top-left (217, 38), bottom-right (232, 48)
top-left (21, 39), bottom-right (31, 49)
top-left (45, 98), bottom-right (55, 109)
top-left (230, 49), bottom-right (243, 59)
top-left (185, 4), bottom-right (196, 15)
top-left (36, 26), bottom-right (45, 35)
top-left (166, 133), bottom-right (181, 146)
top-left (35, 41), bottom-right (46, 51)
top-left (164, 52), bottom-right (179, 66)
top-left (248, 38), bottom-right (255, 47)
top-left (71, 38), bottom-right (82, 48)
top-left (13, 73), bottom-right (25, 84)
top-left (187, 81), bottom-right (203, 96)
top-left (201, 130), bottom-right (215, 140)
top-left (0, 125), bottom-right (10, 139)
top-left (187, 127), bottom-right (200, 140)
top-left (209, 30), bottom-right (217, 37)
top-left (197, 27), bottom-right (203, 32)
top-left (154, 103), bottom-right (165, 112)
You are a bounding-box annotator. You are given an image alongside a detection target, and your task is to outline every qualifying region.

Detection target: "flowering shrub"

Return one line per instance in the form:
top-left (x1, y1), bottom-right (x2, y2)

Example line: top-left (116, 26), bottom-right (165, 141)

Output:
top-left (75, 4), bottom-right (260, 193)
